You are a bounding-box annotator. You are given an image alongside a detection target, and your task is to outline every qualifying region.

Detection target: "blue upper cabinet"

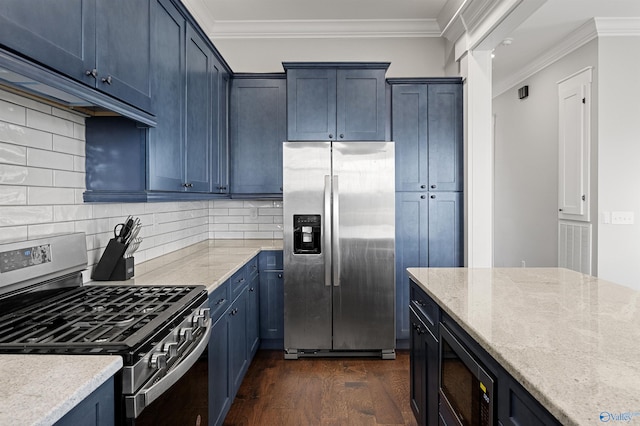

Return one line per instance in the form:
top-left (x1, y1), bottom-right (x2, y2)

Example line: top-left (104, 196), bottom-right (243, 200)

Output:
top-left (284, 63), bottom-right (388, 141)
top-left (230, 75), bottom-right (286, 196)
top-left (391, 79), bottom-right (463, 192)
top-left (185, 25), bottom-right (213, 192)
top-left (0, 0), bottom-right (152, 112)
top-left (148, 0), bottom-right (185, 192)
top-left (211, 59), bottom-right (230, 195)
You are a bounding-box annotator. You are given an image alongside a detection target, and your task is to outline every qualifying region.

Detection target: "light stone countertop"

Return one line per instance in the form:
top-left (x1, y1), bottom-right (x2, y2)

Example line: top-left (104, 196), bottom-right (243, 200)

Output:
top-left (0, 355), bottom-right (122, 426)
top-left (408, 267), bottom-right (640, 425)
top-left (113, 239), bottom-right (283, 292)
top-left (1, 239), bottom-right (282, 425)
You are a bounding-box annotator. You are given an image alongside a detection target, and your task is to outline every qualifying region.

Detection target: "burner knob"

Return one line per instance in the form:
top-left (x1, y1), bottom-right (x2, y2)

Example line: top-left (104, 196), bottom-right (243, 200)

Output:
top-left (163, 342), bottom-right (178, 358)
top-left (149, 353), bottom-right (168, 369)
top-left (180, 327), bottom-right (193, 343)
top-left (200, 307), bottom-right (211, 322)
top-left (192, 314), bottom-right (205, 328)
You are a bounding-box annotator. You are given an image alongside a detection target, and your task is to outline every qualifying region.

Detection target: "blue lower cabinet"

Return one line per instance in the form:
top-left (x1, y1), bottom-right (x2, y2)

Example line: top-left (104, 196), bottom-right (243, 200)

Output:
top-left (258, 251), bottom-right (284, 349)
top-left (246, 273), bottom-right (261, 358)
top-left (208, 310), bottom-right (231, 426)
top-left (228, 288), bottom-right (248, 398)
top-left (54, 378), bottom-right (115, 426)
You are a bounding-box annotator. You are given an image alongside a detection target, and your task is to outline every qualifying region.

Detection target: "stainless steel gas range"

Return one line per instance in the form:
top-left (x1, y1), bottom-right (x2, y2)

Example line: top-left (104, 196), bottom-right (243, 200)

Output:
top-left (0, 233), bottom-right (211, 424)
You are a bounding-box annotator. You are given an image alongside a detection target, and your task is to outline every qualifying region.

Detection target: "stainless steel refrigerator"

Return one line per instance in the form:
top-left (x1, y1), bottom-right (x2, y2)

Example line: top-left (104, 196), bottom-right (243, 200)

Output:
top-left (283, 141), bottom-right (396, 359)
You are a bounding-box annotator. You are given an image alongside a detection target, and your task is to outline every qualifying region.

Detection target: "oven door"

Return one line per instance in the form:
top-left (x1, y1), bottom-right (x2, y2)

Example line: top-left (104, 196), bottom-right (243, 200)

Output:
top-left (125, 316), bottom-right (212, 425)
top-left (439, 323), bottom-right (494, 426)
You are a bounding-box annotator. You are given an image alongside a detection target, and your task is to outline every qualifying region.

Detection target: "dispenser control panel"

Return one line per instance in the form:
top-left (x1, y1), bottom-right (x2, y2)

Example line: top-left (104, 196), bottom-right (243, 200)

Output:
top-left (293, 215), bottom-right (321, 254)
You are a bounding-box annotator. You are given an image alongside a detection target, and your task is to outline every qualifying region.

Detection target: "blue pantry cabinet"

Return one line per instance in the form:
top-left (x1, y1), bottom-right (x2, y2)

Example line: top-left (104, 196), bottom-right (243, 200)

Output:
top-left (0, 0), bottom-right (152, 112)
top-left (390, 79), bottom-right (464, 343)
top-left (284, 62), bottom-right (388, 141)
top-left (230, 75), bottom-right (287, 197)
top-left (258, 251), bottom-right (284, 348)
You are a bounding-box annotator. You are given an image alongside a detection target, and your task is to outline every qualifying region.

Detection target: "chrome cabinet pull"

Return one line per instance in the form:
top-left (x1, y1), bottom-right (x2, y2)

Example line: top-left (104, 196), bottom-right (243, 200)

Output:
top-left (102, 75), bottom-right (112, 85)
top-left (85, 69), bottom-right (98, 79)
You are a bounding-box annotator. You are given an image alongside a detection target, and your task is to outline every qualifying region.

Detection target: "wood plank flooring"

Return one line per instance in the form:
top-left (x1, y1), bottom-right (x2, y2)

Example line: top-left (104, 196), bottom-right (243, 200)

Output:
top-left (223, 350), bottom-right (417, 426)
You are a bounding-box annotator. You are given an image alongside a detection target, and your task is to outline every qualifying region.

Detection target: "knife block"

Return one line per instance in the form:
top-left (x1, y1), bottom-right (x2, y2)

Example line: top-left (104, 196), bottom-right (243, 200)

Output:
top-left (92, 238), bottom-right (134, 281)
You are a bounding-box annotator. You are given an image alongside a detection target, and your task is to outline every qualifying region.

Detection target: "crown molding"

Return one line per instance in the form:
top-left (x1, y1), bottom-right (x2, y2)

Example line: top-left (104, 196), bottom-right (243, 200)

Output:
top-left (208, 19), bottom-right (441, 39)
top-left (493, 17), bottom-right (640, 98)
top-left (493, 19), bottom-right (597, 97)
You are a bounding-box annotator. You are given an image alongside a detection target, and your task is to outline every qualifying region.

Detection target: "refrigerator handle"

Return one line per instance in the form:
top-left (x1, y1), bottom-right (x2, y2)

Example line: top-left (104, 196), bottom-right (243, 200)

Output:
top-left (332, 175), bottom-right (340, 287)
top-left (324, 175), bottom-right (332, 287)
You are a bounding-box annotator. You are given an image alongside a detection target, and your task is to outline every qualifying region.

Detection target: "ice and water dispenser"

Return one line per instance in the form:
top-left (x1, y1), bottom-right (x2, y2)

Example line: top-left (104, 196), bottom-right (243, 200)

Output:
top-left (293, 215), bottom-right (321, 254)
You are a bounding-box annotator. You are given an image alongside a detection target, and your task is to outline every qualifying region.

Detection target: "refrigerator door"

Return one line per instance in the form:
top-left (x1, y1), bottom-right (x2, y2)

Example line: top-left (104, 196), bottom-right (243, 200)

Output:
top-left (283, 142), bottom-right (333, 351)
top-left (332, 142), bottom-right (396, 350)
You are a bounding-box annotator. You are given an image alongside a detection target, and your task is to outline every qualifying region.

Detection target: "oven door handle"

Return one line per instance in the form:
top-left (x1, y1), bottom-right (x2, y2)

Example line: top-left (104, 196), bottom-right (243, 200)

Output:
top-left (126, 318), bottom-right (212, 418)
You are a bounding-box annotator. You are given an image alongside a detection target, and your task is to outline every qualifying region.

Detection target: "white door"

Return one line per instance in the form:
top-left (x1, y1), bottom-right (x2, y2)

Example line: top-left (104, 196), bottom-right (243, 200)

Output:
top-left (558, 68), bottom-right (592, 222)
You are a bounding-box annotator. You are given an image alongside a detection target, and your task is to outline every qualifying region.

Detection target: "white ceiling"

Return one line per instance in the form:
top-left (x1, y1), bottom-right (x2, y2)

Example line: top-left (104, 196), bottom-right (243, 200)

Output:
top-left (184, 0), bottom-right (640, 91)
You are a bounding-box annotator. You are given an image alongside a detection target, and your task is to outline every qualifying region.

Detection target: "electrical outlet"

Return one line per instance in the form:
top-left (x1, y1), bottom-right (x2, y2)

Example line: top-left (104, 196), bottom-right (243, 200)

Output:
top-left (611, 211), bottom-right (634, 225)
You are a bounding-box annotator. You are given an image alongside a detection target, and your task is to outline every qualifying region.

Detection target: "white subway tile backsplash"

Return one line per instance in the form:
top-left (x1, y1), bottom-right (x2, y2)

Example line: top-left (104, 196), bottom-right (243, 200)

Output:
top-left (0, 142), bottom-right (26, 165)
top-left (27, 148), bottom-right (74, 170)
top-left (53, 134), bottom-right (85, 156)
top-left (51, 107), bottom-right (87, 125)
top-left (27, 187), bottom-right (75, 205)
top-left (28, 221), bottom-right (76, 239)
top-left (53, 169), bottom-right (85, 188)
top-left (0, 185), bottom-right (26, 205)
top-left (0, 99), bottom-right (26, 125)
top-left (26, 109), bottom-right (75, 137)
top-left (0, 164), bottom-right (53, 186)
top-left (0, 122), bottom-right (52, 150)
top-left (0, 91), bottom-right (284, 280)
top-left (0, 205), bottom-right (53, 226)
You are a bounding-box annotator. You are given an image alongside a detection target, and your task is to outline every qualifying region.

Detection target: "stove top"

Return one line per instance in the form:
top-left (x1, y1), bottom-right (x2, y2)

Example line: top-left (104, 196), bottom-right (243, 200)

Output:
top-left (0, 284), bottom-right (207, 353)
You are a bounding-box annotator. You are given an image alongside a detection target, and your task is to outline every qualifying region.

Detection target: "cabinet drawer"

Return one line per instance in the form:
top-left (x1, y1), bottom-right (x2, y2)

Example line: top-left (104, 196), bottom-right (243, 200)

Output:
top-left (230, 267), bottom-right (248, 299)
top-left (410, 280), bottom-right (439, 338)
top-left (209, 282), bottom-right (230, 323)
top-left (259, 250), bottom-right (283, 271)
top-left (246, 255), bottom-right (259, 280)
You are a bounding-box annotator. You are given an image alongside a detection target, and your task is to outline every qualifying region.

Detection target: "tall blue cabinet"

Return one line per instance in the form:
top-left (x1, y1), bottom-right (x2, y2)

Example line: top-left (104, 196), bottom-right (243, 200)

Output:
top-left (390, 78), bottom-right (464, 344)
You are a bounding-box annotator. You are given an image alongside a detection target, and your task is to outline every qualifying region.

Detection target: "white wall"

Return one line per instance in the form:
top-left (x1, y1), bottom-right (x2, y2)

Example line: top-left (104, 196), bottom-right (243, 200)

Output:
top-left (213, 37), bottom-right (447, 77)
top-left (0, 89), bottom-right (282, 282)
top-left (596, 36), bottom-right (640, 290)
top-left (492, 40), bottom-right (598, 268)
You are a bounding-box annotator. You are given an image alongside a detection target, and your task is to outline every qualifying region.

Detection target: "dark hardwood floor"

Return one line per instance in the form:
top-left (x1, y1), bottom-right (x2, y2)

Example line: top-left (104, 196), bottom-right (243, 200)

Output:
top-left (224, 350), bottom-right (417, 426)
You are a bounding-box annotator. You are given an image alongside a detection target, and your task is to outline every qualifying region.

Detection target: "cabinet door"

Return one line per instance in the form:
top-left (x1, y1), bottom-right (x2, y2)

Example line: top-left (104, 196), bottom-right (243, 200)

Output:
top-left (428, 84), bottom-right (463, 191)
top-left (337, 68), bottom-right (386, 141)
top-left (211, 57), bottom-right (229, 194)
top-left (55, 378), bottom-right (115, 426)
top-left (287, 68), bottom-right (337, 140)
top-left (229, 290), bottom-right (248, 396)
top-left (246, 274), bottom-right (260, 359)
top-left (0, 0), bottom-right (96, 85)
top-left (148, 0), bottom-right (185, 192)
top-left (230, 78), bottom-right (287, 195)
top-left (184, 26), bottom-right (212, 192)
top-left (259, 270), bottom-right (284, 341)
top-left (96, 0), bottom-right (152, 111)
top-left (208, 313), bottom-right (231, 426)
top-left (392, 84), bottom-right (429, 191)
top-left (409, 308), bottom-right (427, 426)
top-left (428, 192), bottom-right (463, 267)
top-left (396, 192), bottom-right (429, 340)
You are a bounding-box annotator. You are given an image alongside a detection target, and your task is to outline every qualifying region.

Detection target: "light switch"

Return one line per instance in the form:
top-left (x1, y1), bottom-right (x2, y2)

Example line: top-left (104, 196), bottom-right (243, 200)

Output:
top-left (611, 211), bottom-right (634, 225)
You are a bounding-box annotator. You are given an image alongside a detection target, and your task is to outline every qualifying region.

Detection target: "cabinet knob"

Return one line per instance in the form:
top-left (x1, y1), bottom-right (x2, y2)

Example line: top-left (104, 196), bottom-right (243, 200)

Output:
top-left (278, 273), bottom-right (283, 279)
top-left (431, 185), bottom-right (437, 189)
top-left (329, 134), bottom-right (334, 139)
top-left (85, 69), bottom-right (98, 79)
top-left (559, 208), bottom-right (563, 212)
top-left (339, 134), bottom-right (344, 139)
top-left (430, 195), bottom-right (436, 199)
top-left (182, 182), bottom-right (193, 188)
top-left (101, 75), bottom-right (112, 85)
top-left (249, 287), bottom-right (255, 292)
top-left (420, 185), bottom-right (426, 189)
top-left (420, 195), bottom-right (426, 199)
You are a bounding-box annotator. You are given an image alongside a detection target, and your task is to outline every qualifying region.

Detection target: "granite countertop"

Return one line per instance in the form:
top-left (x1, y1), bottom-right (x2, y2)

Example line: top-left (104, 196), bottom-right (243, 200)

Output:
top-left (408, 267), bottom-right (640, 425)
top-left (0, 239), bottom-right (282, 425)
top-left (0, 355), bottom-right (122, 426)
top-left (116, 239), bottom-right (283, 292)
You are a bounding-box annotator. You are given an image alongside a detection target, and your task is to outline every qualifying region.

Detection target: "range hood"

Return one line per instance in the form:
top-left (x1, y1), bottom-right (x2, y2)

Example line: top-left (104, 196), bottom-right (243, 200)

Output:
top-left (0, 49), bottom-right (155, 127)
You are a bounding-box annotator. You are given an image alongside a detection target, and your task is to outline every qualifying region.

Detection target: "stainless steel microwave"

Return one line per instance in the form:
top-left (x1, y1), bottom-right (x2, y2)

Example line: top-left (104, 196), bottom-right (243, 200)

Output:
top-left (439, 323), bottom-right (495, 425)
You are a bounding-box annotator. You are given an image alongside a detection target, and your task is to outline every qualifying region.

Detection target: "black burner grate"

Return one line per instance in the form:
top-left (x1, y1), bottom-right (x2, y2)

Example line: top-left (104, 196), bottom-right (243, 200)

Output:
top-left (0, 285), bottom-right (206, 352)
